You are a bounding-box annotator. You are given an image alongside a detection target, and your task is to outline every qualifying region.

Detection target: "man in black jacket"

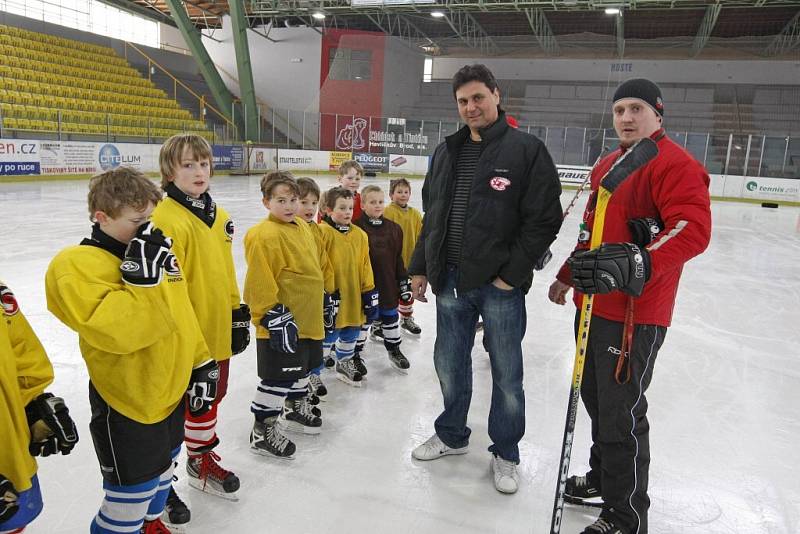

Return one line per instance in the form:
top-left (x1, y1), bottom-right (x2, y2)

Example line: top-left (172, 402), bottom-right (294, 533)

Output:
top-left (408, 64), bottom-right (562, 494)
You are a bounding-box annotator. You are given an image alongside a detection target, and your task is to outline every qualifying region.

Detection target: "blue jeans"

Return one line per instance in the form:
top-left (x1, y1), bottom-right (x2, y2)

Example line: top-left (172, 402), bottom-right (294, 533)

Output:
top-left (433, 266), bottom-right (527, 463)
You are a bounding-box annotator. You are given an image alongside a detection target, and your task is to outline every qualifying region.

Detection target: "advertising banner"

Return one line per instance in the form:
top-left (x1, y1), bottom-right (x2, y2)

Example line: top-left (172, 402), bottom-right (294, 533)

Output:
top-left (248, 147), bottom-right (278, 173)
top-left (388, 154), bottom-right (429, 175)
top-left (37, 141), bottom-right (158, 175)
top-left (0, 140), bottom-right (40, 175)
top-left (557, 165), bottom-right (592, 186)
top-left (739, 176), bottom-right (800, 202)
top-left (328, 151), bottom-right (353, 171)
top-left (213, 145), bottom-right (245, 171)
top-left (276, 149), bottom-right (329, 171)
top-left (354, 152), bottom-right (389, 173)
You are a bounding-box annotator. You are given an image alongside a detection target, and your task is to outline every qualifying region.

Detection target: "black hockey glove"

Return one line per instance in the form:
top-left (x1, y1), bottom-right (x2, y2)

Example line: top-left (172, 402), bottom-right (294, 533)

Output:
top-left (25, 393), bottom-right (79, 457)
top-left (120, 222), bottom-right (173, 287)
top-left (0, 475), bottom-right (19, 522)
top-left (567, 243), bottom-right (651, 297)
top-left (187, 360), bottom-right (219, 416)
top-left (323, 291), bottom-right (339, 333)
top-left (398, 278), bottom-right (413, 304)
top-left (362, 289), bottom-right (380, 323)
top-left (628, 217), bottom-right (663, 247)
top-left (534, 248), bottom-right (553, 271)
top-left (261, 304), bottom-right (299, 354)
top-left (231, 304), bottom-right (251, 355)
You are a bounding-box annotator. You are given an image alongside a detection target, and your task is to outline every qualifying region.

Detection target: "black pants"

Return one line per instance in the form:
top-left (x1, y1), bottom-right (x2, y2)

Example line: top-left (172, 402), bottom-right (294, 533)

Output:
top-left (576, 313), bottom-right (667, 534)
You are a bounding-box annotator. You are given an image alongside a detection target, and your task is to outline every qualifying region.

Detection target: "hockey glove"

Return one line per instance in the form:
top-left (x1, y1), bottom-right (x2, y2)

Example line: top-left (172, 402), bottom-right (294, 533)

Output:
top-left (0, 475), bottom-right (19, 522)
top-left (120, 222), bottom-right (173, 287)
top-left (25, 393), bottom-right (79, 457)
top-left (323, 291), bottom-right (339, 333)
top-left (628, 217), bottom-right (663, 247)
top-left (362, 289), bottom-right (380, 323)
top-left (398, 278), bottom-right (413, 304)
top-left (187, 360), bottom-right (220, 416)
top-left (534, 248), bottom-right (553, 271)
top-left (231, 303), bottom-right (251, 355)
top-left (261, 304), bottom-right (299, 354)
top-left (567, 243), bottom-right (651, 297)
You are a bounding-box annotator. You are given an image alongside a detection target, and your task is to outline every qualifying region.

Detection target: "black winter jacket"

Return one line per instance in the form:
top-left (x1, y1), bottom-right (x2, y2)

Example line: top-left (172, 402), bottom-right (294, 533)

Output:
top-left (408, 113), bottom-right (563, 295)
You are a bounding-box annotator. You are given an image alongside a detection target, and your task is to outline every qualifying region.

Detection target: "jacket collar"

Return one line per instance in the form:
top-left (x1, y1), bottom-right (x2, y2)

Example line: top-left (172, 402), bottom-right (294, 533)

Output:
top-left (80, 223), bottom-right (127, 260)
top-left (445, 110), bottom-right (508, 153)
top-left (323, 214), bottom-right (350, 234)
top-left (165, 182), bottom-right (216, 228)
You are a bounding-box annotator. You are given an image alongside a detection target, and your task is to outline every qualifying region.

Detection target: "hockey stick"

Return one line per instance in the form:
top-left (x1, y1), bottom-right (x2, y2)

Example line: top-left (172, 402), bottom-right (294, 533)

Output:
top-left (549, 137), bottom-right (659, 534)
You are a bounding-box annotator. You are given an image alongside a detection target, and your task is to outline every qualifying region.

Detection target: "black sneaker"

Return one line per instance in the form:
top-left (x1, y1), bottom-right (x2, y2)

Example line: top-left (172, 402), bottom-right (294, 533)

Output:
top-left (352, 353), bottom-right (368, 376)
top-left (388, 348), bottom-right (410, 373)
top-left (565, 474), bottom-right (603, 507)
top-left (581, 516), bottom-right (626, 534)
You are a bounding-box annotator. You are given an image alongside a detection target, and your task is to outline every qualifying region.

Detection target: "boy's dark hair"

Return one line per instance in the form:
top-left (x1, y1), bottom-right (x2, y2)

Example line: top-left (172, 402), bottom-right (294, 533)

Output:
top-left (88, 166), bottom-right (162, 221)
top-left (297, 177), bottom-right (321, 200)
top-left (389, 178), bottom-right (411, 195)
top-left (452, 64), bottom-right (499, 98)
top-left (260, 170), bottom-right (299, 199)
top-left (324, 186), bottom-right (354, 211)
top-left (338, 160), bottom-right (364, 177)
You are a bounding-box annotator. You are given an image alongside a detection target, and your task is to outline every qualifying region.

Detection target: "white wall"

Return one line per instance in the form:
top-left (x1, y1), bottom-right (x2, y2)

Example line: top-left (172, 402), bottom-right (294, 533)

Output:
top-left (432, 58), bottom-right (800, 86)
top-left (381, 38), bottom-right (425, 117)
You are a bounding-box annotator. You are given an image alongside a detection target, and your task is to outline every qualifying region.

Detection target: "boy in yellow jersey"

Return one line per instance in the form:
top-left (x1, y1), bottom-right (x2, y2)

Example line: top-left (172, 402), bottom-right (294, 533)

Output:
top-left (45, 167), bottom-right (217, 534)
top-left (0, 280), bottom-right (78, 534)
top-left (243, 172), bottom-right (327, 459)
top-left (383, 178), bottom-right (423, 335)
top-left (296, 177), bottom-right (336, 400)
top-left (315, 187), bottom-right (378, 387)
top-left (151, 134), bottom-right (249, 513)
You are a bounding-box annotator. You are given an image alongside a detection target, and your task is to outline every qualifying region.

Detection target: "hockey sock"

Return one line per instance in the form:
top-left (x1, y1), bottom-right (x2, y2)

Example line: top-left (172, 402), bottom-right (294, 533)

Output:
top-left (144, 446), bottom-right (180, 520)
top-left (185, 403), bottom-right (218, 458)
top-left (355, 324), bottom-right (368, 353)
top-left (286, 376), bottom-right (310, 401)
top-left (380, 309), bottom-right (401, 350)
top-left (398, 299), bottom-right (414, 317)
top-left (251, 380), bottom-right (293, 421)
top-left (335, 326), bottom-right (360, 361)
top-left (90, 477), bottom-right (159, 533)
top-left (323, 328), bottom-right (339, 355)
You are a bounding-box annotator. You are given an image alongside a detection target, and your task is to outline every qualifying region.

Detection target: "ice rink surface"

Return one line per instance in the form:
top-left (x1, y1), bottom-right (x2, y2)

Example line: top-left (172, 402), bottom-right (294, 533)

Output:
top-left (1, 174), bottom-right (798, 534)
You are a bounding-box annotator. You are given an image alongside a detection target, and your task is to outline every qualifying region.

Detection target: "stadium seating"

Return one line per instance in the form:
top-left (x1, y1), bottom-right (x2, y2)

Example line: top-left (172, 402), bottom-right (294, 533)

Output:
top-left (0, 24), bottom-right (211, 140)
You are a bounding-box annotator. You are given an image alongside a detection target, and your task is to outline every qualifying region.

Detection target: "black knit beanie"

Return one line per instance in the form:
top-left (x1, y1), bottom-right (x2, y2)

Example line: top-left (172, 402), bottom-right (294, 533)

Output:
top-left (613, 78), bottom-right (664, 116)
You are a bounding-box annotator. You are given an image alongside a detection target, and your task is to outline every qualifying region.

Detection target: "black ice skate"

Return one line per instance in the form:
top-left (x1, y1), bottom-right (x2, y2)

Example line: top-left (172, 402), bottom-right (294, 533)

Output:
top-left (160, 482), bottom-right (190, 533)
top-left (369, 322), bottom-right (384, 342)
top-left (280, 398), bottom-right (322, 434)
top-left (400, 316), bottom-right (422, 335)
top-left (352, 352), bottom-right (368, 377)
top-left (388, 348), bottom-right (410, 374)
top-left (309, 373), bottom-right (327, 398)
top-left (186, 451), bottom-right (240, 501)
top-left (335, 357), bottom-right (363, 387)
top-left (565, 474), bottom-right (603, 508)
top-left (250, 418), bottom-right (296, 459)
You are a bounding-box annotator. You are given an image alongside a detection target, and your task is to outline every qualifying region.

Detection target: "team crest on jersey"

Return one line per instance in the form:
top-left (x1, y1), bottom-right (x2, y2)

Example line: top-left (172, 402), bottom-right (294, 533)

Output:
top-left (224, 219), bottom-right (235, 238)
top-left (1, 284), bottom-right (20, 316)
top-left (164, 254), bottom-right (182, 277)
top-left (489, 177), bottom-right (511, 191)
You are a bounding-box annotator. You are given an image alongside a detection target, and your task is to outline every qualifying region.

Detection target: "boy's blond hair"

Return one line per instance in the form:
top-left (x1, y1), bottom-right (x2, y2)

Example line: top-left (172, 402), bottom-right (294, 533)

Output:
top-left (324, 186), bottom-right (354, 211)
top-left (159, 134), bottom-right (214, 189)
top-left (88, 166), bottom-right (162, 221)
top-left (337, 160), bottom-right (363, 177)
top-left (389, 178), bottom-right (411, 195)
top-left (360, 184), bottom-right (383, 199)
top-left (260, 170), bottom-right (300, 199)
top-left (297, 177), bottom-right (321, 200)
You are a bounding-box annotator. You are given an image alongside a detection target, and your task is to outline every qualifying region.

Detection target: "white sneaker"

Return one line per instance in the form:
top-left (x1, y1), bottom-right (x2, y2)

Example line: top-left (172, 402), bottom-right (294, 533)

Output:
top-left (411, 434), bottom-right (469, 461)
top-left (491, 454), bottom-right (520, 494)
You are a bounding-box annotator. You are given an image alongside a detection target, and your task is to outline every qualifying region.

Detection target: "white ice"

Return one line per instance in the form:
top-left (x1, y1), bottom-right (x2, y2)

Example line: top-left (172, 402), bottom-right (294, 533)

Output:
top-left (1, 175), bottom-right (798, 534)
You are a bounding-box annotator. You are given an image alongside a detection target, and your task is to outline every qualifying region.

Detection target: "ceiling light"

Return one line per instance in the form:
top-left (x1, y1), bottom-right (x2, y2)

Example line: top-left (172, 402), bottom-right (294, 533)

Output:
top-left (605, 7), bottom-right (620, 15)
top-left (312, 12), bottom-right (326, 19)
top-left (431, 11), bottom-right (445, 18)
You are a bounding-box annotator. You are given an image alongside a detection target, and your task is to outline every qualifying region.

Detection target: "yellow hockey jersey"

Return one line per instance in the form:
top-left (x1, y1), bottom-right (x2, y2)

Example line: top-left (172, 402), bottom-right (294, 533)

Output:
top-left (244, 215), bottom-right (325, 340)
top-left (151, 196), bottom-right (240, 362)
top-left (383, 202), bottom-right (423, 271)
top-left (319, 221), bottom-right (375, 328)
top-left (46, 243), bottom-right (210, 424)
top-left (1, 281), bottom-right (53, 491)
top-left (307, 221), bottom-right (335, 294)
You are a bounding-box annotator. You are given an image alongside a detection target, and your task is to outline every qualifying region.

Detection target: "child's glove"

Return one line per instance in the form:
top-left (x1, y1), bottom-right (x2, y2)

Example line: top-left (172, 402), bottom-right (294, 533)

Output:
top-left (323, 291), bottom-right (339, 333)
top-left (362, 289), bottom-right (380, 322)
top-left (120, 222), bottom-right (172, 287)
top-left (261, 304), bottom-right (299, 353)
top-left (25, 393), bottom-right (79, 457)
top-left (231, 304), bottom-right (251, 355)
top-left (399, 278), bottom-right (413, 304)
top-left (187, 360), bottom-right (220, 416)
top-left (0, 475), bottom-right (19, 522)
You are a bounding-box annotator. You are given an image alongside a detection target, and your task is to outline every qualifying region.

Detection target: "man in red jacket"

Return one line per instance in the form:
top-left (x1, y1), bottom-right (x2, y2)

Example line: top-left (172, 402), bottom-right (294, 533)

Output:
top-left (548, 78), bottom-right (712, 534)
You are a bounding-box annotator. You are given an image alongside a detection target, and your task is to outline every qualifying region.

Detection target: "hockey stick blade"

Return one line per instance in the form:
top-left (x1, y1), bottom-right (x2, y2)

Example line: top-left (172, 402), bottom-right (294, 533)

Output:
top-left (601, 137), bottom-right (659, 193)
top-left (564, 495), bottom-right (604, 509)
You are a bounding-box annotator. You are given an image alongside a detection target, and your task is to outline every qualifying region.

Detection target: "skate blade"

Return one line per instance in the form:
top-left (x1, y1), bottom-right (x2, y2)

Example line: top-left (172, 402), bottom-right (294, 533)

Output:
top-left (389, 363), bottom-right (410, 375)
top-left (564, 495), bottom-right (603, 508)
top-left (187, 478), bottom-right (240, 501)
top-left (249, 446), bottom-right (295, 460)
top-left (335, 374), bottom-right (363, 387)
top-left (401, 327), bottom-right (422, 336)
top-left (279, 420), bottom-right (322, 435)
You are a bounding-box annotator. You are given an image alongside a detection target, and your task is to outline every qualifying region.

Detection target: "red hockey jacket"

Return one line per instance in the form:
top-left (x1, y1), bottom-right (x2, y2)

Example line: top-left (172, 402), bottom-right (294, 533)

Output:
top-left (556, 129), bottom-right (712, 327)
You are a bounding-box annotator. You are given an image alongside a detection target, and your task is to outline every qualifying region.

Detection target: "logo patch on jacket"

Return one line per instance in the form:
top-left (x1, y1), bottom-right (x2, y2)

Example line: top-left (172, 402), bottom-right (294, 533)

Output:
top-left (225, 219), bottom-right (235, 238)
top-left (1, 284), bottom-right (19, 316)
top-left (165, 255), bottom-right (182, 277)
top-left (489, 177), bottom-right (511, 191)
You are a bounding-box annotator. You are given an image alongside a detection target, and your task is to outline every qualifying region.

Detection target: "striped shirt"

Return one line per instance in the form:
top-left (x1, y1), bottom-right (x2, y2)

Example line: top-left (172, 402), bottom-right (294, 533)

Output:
top-left (445, 138), bottom-right (482, 265)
